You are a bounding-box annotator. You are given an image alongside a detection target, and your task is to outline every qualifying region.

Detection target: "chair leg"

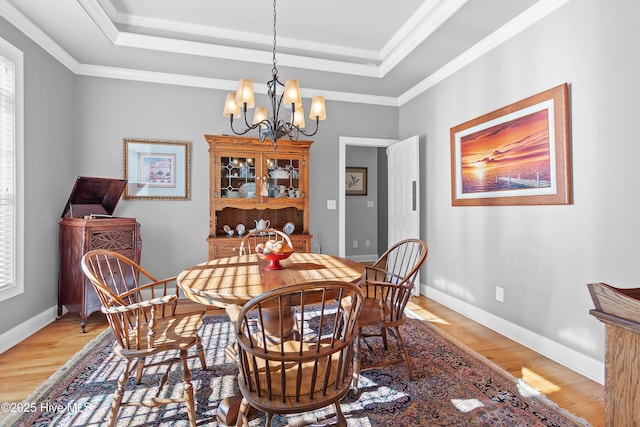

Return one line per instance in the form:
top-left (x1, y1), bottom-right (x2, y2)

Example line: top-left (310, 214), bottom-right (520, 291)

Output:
top-left (135, 357), bottom-right (145, 384)
top-left (265, 413), bottom-right (274, 427)
top-left (381, 326), bottom-right (389, 349)
top-left (393, 326), bottom-right (414, 380)
top-left (180, 349), bottom-right (197, 427)
top-left (352, 331), bottom-right (362, 393)
top-left (109, 359), bottom-right (132, 427)
top-left (235, 397), bottom-right (251, 427)
top-left (196, 335), bottom-right (208, 370)
top-left (334, 402), bottom-right (347, 427)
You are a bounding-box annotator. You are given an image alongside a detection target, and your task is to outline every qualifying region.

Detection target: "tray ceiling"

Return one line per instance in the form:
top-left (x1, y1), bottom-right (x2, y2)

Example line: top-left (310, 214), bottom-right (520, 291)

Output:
top-left (1, 0), bottom-right (566, 104)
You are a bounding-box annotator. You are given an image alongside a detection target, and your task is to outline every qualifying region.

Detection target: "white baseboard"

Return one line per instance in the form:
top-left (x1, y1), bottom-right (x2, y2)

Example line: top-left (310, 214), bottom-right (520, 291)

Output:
top-left (346, 254), bottom-right (379, 263)
top-left (0, 286), bottom-right (182, 355)
top-left (420, 283), bottom-right (604, 385)
top-left (0, 305), bottom-right (60, 355)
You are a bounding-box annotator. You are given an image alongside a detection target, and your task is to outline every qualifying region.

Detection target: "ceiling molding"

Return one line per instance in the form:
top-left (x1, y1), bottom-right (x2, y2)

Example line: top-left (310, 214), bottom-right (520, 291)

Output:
top-left (75, 63), bottom-right (399, 107)
top-left (78, 0), bottom-right (119, 42)
top-left (80, 0), bottom-right (384, 73)
top-left (113, 8), bottom-right (382, 63)
top-left (0, 0), bottom-right (79, 72)
top-left (0, 0), bottom-right (572, 108)
top-left (78, 0), bottom-right (459, 78)
top-left (379, 0), bottom-right (468, 76)
top-left (398, 0), bottom-right (573, 105)
top-left (114, 31), bottom-right (383, 78)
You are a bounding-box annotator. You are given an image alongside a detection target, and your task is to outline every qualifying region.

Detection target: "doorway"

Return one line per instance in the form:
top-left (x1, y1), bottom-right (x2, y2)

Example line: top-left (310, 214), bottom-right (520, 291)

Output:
top-left (338, 136), bottom-right (420, 258)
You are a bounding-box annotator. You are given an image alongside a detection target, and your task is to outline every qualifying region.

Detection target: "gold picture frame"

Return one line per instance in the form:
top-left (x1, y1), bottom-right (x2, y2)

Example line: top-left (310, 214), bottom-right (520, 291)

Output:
top-left (450, 83), bottom-right (571, 206)
top-left (123, 138), bottom-right (190, 200)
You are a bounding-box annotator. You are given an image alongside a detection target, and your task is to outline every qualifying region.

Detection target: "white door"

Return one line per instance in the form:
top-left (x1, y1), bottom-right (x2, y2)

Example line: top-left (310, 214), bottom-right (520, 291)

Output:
top-left (387, 135), bottom-right (421, 293)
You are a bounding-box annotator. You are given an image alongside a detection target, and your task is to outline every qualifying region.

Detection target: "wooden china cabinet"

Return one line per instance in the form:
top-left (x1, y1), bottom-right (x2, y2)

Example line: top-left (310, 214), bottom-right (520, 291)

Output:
top-left (204, 135), bottom-right (312, 259)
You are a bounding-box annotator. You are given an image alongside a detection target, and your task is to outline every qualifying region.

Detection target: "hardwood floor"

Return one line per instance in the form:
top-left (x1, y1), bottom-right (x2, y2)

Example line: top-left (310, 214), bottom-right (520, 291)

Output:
top-left (0, 296), bottom-right (604, 426)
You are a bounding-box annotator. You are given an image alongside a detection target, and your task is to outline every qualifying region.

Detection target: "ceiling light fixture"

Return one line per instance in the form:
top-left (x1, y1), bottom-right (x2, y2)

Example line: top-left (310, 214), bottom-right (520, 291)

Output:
top-left (222, 0), bottom-right (326, 151)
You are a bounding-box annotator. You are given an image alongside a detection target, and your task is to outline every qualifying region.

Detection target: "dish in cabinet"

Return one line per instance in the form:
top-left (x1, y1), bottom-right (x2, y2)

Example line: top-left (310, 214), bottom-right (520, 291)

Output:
top-left (283, 222), bottom-right (295, 235)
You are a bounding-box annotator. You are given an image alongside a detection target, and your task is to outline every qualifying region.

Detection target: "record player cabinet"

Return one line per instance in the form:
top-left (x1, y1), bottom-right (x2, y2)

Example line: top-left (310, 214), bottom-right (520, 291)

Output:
top-left (58, 177), bottom-right (141, 332)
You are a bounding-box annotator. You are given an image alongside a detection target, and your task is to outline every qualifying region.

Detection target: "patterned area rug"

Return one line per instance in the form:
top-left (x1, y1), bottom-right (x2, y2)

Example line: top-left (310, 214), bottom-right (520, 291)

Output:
top-left (3, 313), bottom-right (590, 426)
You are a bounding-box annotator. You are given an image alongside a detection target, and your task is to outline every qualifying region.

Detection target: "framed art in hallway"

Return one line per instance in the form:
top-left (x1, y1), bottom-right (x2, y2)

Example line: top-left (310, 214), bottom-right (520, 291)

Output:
top-left (123, 138), bottom-right (190, 200)
top-left (450, 83), bottom-right (572, 206)
top-left (346, 167), bottom-right (367, 196)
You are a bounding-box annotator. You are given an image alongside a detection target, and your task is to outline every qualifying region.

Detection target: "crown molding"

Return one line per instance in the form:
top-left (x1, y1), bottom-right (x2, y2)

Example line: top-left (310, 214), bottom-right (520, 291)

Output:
top-left (379, 0), bottom-right (468, 76)
top-left (77, 0), bottom-right (460, 78)
top-left (78, 0), bottom-right (118, 42)
top-left (0, 0), bottom-right (79, 72)
top-left (398, 0), bottom-right (573, 105)
top-left (1, 0), bottom-right (572, 108)
top-left (114, 8), bottom-right (382, 63)
top-left (76, 63), bottom-right (399, 107)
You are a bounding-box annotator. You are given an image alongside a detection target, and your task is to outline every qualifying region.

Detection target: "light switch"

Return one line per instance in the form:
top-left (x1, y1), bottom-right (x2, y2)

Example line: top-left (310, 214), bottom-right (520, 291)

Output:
top-left (327, 200), bottom-right (336, 210)
top-left (367, 200), bottom-right (374, 208)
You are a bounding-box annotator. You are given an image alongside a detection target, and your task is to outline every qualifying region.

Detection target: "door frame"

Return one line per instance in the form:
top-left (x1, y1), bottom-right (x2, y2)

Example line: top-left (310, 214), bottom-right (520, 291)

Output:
top-left (338, 136), bottom-right (397, 258)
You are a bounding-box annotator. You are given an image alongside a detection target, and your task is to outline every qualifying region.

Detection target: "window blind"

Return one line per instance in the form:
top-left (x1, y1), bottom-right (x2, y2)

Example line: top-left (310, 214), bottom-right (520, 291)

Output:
top-left (0, 51), bottom-right (16, 292)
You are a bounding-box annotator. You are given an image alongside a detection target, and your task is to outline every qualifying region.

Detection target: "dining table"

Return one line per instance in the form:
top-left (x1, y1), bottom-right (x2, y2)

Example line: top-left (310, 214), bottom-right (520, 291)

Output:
top-left (176, 251), bottom-right (365, 425)
top-left (177, 252), bottom-right (365, 307)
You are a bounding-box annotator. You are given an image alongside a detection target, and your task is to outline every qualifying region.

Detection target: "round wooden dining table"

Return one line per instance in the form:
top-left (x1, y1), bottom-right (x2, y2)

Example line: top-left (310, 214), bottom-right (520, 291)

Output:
top-left (177, 252), bottom-right (365, 308)
top-left (177, 252), bottom-right (365, 425)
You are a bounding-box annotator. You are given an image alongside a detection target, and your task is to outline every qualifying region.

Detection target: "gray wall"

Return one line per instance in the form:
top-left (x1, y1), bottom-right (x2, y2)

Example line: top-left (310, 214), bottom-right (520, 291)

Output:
top-left (0, 16), bottom-right (75, 332)
top-left (400, 0), bottom-right (639, 367)
top-left (345, 145), bottom-right (378, 260)
top-left (72, 79), bottom-right (398, 278)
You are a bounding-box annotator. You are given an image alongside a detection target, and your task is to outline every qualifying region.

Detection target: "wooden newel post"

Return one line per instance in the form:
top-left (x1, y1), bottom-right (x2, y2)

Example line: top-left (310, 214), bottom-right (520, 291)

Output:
top-left (588, 282), bottom-right (640, 427)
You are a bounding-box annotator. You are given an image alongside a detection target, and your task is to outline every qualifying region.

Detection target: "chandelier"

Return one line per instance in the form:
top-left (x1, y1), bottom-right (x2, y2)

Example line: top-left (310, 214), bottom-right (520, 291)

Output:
top-left (222, 0), bottom-right (326, 151)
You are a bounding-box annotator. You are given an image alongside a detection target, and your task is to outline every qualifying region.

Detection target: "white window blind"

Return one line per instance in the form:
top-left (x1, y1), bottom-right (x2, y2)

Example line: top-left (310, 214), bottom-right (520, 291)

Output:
top-left (0, 38), bottom-right (23, 302)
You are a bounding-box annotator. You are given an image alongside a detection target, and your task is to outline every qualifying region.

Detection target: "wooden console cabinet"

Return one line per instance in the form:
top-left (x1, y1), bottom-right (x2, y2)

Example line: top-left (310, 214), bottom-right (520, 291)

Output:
top-left (204, 135), bottom-right (312, 259)
top-left (588, 282), bottom-right (640, 426)
top-left (58, 177), bottom-right (141, 332)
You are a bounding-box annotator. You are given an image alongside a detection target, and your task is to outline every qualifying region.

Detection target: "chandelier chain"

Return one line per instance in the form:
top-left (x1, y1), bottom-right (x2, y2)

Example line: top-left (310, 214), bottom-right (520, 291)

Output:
top-left (225, 0), bottom-right (324, 150)
top-left (272, 0), bottom-right (277, 75)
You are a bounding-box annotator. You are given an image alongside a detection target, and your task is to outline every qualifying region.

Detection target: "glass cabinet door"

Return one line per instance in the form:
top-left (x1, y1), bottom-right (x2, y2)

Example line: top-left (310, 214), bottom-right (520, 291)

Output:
top-left (264, 155), bottom-right (301, 199)
top-left (219, 155), bottom-right (257, 199)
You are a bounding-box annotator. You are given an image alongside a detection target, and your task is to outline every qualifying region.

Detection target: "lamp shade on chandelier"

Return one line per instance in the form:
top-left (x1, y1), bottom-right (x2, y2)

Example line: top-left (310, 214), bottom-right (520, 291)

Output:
top-left (222, 0), bottom-right (326, 150)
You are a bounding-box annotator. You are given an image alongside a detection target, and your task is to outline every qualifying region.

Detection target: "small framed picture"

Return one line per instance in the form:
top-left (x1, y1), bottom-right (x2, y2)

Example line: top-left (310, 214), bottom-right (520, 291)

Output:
top-left (123, 138), bottom-right (190, 200)
top-left (345, 167), bottom-right (367, 196)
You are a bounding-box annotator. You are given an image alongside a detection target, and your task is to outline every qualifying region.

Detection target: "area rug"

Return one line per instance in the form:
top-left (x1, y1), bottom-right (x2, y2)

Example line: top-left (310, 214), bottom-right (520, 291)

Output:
top-left (3, 313), bottom-right (590, 427)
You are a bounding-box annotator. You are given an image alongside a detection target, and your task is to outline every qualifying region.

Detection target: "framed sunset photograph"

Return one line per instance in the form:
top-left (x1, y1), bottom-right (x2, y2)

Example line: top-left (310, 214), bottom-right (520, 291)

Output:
top-left (450, 83), bottom-right (572, 206)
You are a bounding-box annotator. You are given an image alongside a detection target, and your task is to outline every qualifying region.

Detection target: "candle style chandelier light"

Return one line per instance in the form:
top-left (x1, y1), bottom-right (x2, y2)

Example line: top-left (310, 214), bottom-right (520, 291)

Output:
top-left (222, 0), bottom-right (327, 151)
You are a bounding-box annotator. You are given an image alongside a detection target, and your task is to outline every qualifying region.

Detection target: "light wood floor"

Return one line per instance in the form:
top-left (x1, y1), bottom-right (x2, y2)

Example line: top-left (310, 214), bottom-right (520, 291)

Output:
top-left (0, 296), bottom-right (604, 426)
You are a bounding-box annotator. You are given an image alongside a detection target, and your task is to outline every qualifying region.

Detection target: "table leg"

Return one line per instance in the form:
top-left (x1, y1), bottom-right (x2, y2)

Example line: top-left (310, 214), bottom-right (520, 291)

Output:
top-left (262, 306), bottom-right (296, 340)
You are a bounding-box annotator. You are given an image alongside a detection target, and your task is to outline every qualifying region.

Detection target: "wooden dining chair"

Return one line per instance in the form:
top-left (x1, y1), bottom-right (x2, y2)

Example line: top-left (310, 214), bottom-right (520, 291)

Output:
top-left (227, 281), bottom-right (364, 427)
top-left (353, 238), bottom-right (428, 392)
top-left (238, 228), bottom-right (292, 255)
top-left (80, 249), bottom-right (208, 427)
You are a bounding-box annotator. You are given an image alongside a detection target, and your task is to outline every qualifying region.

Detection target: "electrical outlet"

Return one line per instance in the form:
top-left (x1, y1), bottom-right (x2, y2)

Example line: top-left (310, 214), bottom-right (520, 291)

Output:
top-left (365, 240), bottom-right (370, 247)
top-left (496, 286), bottom-right (504, 302)
top-left (352, 240), bottom-right (358, 249)
top-left (327, 200), bottom-right (336, 210)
